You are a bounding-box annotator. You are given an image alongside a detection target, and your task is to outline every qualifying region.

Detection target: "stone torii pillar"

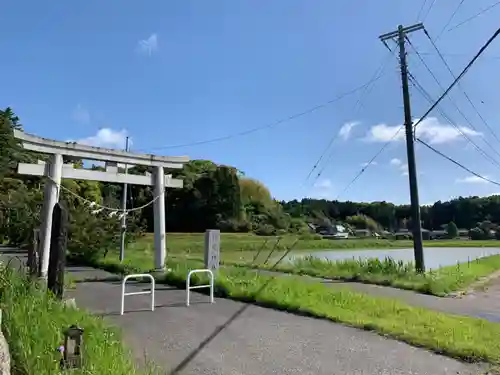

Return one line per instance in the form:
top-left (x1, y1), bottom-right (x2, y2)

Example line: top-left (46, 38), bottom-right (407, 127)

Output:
top-left (13, 130), bottom-right (189, 278)
top-left (154, 166), bottom-right (166, 269)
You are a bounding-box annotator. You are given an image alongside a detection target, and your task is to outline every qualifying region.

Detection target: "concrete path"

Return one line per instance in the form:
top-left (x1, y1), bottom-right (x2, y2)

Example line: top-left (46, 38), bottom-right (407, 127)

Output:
top-left (0, 247), bottom-right (487, 374)
top-left (66, 266), bottom-right (482, 375)
top-left (259, 268), bottom-right (500, 323)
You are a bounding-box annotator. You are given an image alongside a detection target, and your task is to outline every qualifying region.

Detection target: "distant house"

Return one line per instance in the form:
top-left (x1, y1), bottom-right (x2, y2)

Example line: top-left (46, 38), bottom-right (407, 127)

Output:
top-left (354, 229), bottom-right (372, 238)
top-left (430, 230), bottom-right (447, 240)
top-left (332, 224), bottom-right (349, 239)
top-left (394, 229), bottom-right (411, 240)
top-left (319, 224), bottom-right (349, 239)
top-left (458, 229), bottom-right (469, 238)
top-left (430, 228), bottom-right (470, 239)
top-left (395, 228), bottom-right (431, 240)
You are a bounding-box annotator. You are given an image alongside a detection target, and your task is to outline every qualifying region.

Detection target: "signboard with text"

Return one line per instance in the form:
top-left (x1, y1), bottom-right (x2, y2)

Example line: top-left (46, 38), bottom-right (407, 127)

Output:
top-left (204, 229), bottom-right (220, 271)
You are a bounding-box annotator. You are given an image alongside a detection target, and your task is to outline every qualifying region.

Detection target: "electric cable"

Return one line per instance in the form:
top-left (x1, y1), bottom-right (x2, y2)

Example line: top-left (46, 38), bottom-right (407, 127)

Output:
top-left (448, 0), bottom-right (500, 32)
top-left (434, 0), bottom-right (466, 41)
top-left (423, 28), bottom-right (500, 145)
top-left (412, 27), bottom-right (500, 132)
top-left (408, 72), bottom-right (500, 170)
top-left (416, 0), bottom-right (429, 21)
top-left (136, 72), bottom-right (390, 153)
top-left (334, 125), bottom-right (404, 201)
top-left (335, 27), bottom-right (500, 200)
top-left (405, 37), bottom-right (500, 164)
top-left (417, 138), bottom-right (500, 186)
top-left (421, 0), bottom-right (437, 22)
top-left (307, 49), bottom-right (395, 185)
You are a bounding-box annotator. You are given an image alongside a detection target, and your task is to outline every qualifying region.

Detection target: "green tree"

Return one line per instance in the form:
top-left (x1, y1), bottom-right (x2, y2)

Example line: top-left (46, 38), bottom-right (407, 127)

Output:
top-left (446, 221), bottom-right (458, 239)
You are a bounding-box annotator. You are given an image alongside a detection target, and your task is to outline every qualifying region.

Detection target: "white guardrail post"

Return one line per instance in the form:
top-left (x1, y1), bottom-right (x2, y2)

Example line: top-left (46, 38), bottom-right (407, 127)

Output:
top-left (186, 269), bottom-right (214, 306)
top-left (121, 274), bottom-right (155, 315)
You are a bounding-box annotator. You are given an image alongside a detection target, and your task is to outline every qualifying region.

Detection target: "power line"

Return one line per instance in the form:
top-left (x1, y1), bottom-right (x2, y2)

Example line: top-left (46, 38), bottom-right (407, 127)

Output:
top-left (421, 0), bottom-right (437, 22)
top-left (417, 138), bottom-right (500, 186)
top-left (335, 27), bottom-right (500, 200)
top-left (405, 37), bottom-right (500, 165)
top-left (416, 0), bottom-right (429, 21)
top-left (412, 27), bottom-right (500, 131)
top-left (136, 73), bottom-right (390, 153)
top-left (307, 49), bottom-right (395, 185)
top-left (416, 51), bottom-right (500, 60)
top-left (448, 0), bottom-right (500, 32)
top-left (423, 28), bottom-right (500, 145)
top-left (407, 71), bottom-right (500, 170)
top-left (334, 126), bottom-right (404, 200)
top-left (435, 0), bottom-right (466, 41)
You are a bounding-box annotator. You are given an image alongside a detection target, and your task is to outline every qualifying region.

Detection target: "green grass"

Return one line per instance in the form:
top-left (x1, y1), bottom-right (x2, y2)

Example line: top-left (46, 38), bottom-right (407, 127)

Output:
top-left (0, 266), bottom-right (156, 375)
top-left (137, 232), bottom-right (500, 255)
top-left (129, 233), bottom-right (500, 296)
top-left (80, 253), bottom-right (500, 365)
top-left (248, 255), bottom-right (500, 296)
top-left (124, 234), bottom-right (500, 296)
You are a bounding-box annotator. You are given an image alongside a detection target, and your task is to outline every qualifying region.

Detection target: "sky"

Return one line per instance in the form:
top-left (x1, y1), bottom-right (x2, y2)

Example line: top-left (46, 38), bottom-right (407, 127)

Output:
top-left (2, 0), bottom-right (500, 205)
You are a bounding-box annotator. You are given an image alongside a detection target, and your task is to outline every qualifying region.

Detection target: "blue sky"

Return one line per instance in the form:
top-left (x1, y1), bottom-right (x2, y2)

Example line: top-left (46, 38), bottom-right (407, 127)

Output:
top-left (2, 1), bottom-right (500, 205)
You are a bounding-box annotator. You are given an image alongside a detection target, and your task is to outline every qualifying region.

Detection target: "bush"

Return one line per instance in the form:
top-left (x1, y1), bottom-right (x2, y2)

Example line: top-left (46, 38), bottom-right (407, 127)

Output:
top-left (298, 233), bottom-right (322, 240)
top-left (469, 227), bottom-right (485, 240)
top-left (254, 224), bottom-right (275, 236)
top-left (446, 221), bottom-right (458, 239)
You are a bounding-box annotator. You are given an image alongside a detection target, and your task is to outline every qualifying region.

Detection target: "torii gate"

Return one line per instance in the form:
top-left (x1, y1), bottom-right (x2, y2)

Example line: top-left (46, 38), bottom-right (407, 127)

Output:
top-left (13, 130), bottom-right (189, 278)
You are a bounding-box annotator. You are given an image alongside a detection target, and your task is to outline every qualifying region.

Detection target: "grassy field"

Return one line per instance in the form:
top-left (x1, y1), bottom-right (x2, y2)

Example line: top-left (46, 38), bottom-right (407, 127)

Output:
top-left (124, 233), bottom-right (500, 296)
top-left (132, 232), bottom-right (500, 264)
top-left (81, 252), bottom-right (500, 366)
top-left (145, 232), bottom-right (500, 253)
top-left (261, 255), bottom-right (500, 296)
top-left (0, 266), bottom-right (157, 375)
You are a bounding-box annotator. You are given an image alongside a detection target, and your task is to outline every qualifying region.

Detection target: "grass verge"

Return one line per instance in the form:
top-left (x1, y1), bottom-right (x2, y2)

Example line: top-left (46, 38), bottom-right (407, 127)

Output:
top-left (228, 255), bottom-right (500, 297)
top-left (134, 233), bottom-right (500, 254)
top-left (0, 266), bottom-right (154, 375)
top-left (78, 254), bottom-right (500, 365)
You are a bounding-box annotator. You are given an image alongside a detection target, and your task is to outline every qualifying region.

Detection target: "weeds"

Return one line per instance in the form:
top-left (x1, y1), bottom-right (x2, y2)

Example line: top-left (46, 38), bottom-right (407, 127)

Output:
top-left (256, 255), bottom-right (500, 296)
top-left (0, 266), bottom-right (155, 375)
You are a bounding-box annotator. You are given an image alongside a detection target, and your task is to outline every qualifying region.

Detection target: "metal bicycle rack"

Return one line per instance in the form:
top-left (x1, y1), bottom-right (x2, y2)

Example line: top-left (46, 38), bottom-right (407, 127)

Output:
top-left (186, 269), bottom-right (215, 306)
top-left (121, 273), bottom-right (155, 315)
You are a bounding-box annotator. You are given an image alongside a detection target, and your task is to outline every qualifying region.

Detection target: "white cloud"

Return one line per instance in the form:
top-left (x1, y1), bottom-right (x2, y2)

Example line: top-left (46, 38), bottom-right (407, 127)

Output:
top-left (364, 117), bottom-right (482, 144)
top-left (137, 33), bottom-right (158, 56)
top-left (338, 122), bottom-right (359, 141)
top-left (389, 157), bottom-right (409, 176)
top-left (390, 158), bottom-right (402, 166)
top-left (314, 179), bottom-right (332, 189)
top-left (75, 128), bottom-right (128, 149)
top-left (72, 104), bottom-right (90, 125)
top-left (360, 161), bottom-right (377, 167)
top-left (311, 179), bottom-right (335, 199)
top-left (455, 175), bottom-right (490, 184)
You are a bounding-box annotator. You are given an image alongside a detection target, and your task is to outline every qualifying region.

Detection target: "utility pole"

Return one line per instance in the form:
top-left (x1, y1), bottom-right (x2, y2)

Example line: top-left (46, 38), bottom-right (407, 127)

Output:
top-left (119, 136), bottom-right (130, 263)
top-left (379, 23), bottom-right (425, 272)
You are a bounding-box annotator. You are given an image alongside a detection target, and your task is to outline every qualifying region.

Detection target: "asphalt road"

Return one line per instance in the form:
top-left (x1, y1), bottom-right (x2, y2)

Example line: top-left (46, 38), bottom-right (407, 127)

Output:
top-left (67, 267), bottom-right (483, 375)
top-left (0, 247), bottom-right (485, 374)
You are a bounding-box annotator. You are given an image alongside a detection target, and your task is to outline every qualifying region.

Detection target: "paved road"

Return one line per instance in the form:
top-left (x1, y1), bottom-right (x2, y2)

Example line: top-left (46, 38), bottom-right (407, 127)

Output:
top-left (0, 247), bottom-right (486, 374)
top-left (67, 267), bottom-right (483, 375)
top-left (261, 269), bottom-right (500, 323)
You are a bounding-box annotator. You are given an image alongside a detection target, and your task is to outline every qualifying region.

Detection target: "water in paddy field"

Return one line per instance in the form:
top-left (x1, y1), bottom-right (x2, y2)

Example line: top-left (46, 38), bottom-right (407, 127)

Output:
top-left (287, 247), bottom-right (500, 269)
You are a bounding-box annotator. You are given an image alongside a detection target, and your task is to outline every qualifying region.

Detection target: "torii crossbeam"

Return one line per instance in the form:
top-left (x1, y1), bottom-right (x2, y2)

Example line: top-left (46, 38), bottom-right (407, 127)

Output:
top-left (14, 130), bottom-right (189, 278)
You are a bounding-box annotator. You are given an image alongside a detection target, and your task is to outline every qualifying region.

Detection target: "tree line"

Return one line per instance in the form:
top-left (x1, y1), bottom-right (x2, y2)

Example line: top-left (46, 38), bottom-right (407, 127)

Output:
top-left (2, 107), bottom-right (500, 247)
